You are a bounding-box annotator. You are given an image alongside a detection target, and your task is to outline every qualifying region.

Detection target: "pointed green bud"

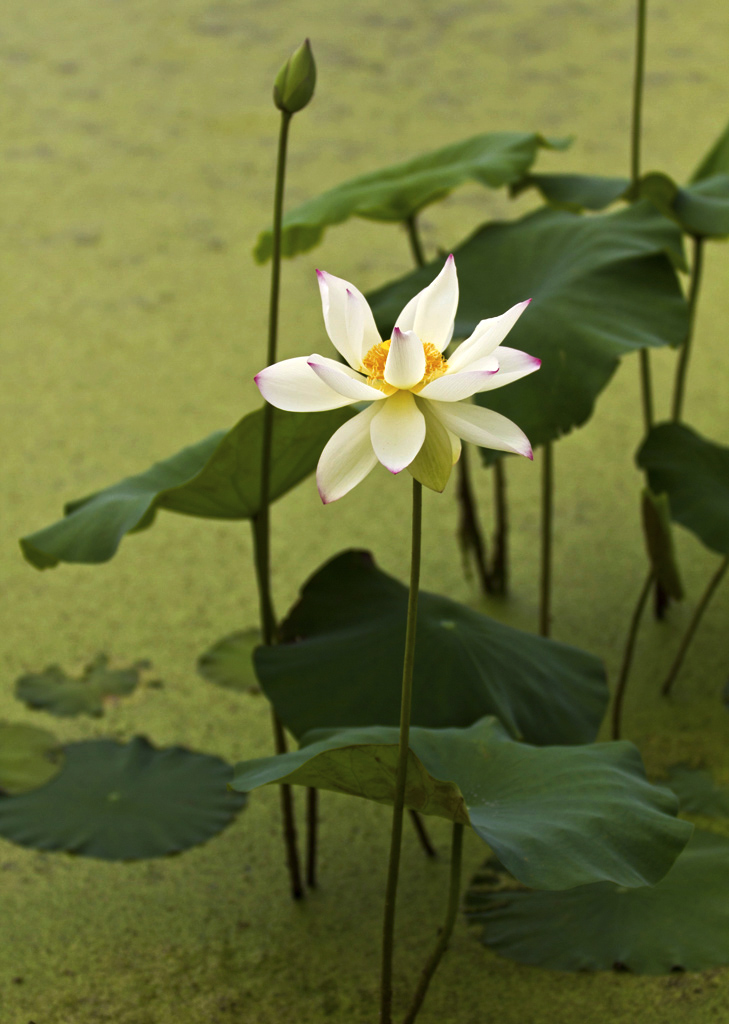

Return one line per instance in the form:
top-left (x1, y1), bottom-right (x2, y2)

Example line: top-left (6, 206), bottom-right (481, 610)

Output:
top-left (273, 39), bottom-right (316, 114)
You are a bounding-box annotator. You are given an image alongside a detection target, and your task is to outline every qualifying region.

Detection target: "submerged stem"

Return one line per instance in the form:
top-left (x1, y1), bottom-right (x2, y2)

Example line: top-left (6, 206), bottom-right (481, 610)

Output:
top-left (671, 234), bottom-right (704, 423)
top-left (662, 555), bottom-right (729, 696)
top-left (539, 443), bottom-right (553, 638)
top-left (401, 823), bottom-right (464, 1024)
top-left (380, 480), bottom-right (423, 1024)
top-left (612, 570), bottom-right (654, 740)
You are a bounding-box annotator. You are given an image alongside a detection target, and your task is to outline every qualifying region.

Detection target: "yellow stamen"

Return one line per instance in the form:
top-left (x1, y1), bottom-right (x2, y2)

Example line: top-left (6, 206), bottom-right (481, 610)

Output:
top-left (362, 339), bottom-right (448, 391)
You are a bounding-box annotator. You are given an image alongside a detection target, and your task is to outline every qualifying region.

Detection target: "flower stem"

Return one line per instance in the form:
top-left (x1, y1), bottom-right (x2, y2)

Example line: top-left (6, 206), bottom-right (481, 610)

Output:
top-left (661, 555), bottom-right (729, 696)
top-left (456, 445), bottom-right (493, 595)
top-left (611, 569), bottom-right (654, 740)
top-left (631, 0), bottom-right (654, 435)
top-left (380, 479), bottom-right (423, 1024)
top-left (253, 107), bottom-right (304, 900)
top-left (408, 810), bottom-right (437, 859)
top-left (490, 459), bottom-right (509, 596)
top-left (405, 214), bottom-right (426, 268)
top-left (671, 234), bottom-right (704, 423)
top-left (306, 785), bottom-right (318, 888)
top-left (539, 443), bottom-right (553, 638)
top-left (401, 823), bottom-right (464, 1024)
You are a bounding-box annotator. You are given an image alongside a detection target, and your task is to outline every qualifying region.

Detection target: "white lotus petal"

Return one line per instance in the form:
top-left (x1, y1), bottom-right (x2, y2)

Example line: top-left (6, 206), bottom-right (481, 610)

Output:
top-left (316, 404), bottom-right (379, 504)
top-left (476, 346), bottom-right (541, 392)
top-left (308, 357), bottom-right (386, 402)
top-left (394, 254), bottom-right (459, 351)
top-left (384, 328), bottom-right (426, 390)
top-left (447, 299), bottom-right (532, 373)
top-left (317, 270), bottom-right (381, 369)
top-left (370, 390), bottom-right (426, 473)
top-left (428, 399), bottom-right (533, 459)
top-left (417, 361), bottom-right (499, 402)
top-left (255, 357), bottom-right (355, 412)
top-left (408, 399), bottom-right (456, 492)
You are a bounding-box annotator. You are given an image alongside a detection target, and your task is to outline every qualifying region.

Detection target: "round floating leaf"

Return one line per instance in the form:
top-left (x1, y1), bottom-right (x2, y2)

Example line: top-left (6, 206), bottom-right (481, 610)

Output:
top-left (465, 830), bottom-right (729, 973)
top-left (664, 765), bottom-right (729, 817)
top-left (255, 550), bottom-right (608, 747)
top-left (0, 723), bottom-right (65, 795)
top-left (510, 172), bottom-right (629, 212)
top-left (15, 654), bottom-right (144, 718)
top-left (637, 422), bottom-right (729, 556)
top-left (197, 630), bottom-right (261, 693)
top-left (367, 202), bottom-right (688, 457)
top-left (20, 406), bottom-right (351, 568)
top-left (0, 737), bottom-right (246, 859)
top-left (254, 131), bottom-right (570, 262)
top-left (231, 716), bottom-right (691, 890)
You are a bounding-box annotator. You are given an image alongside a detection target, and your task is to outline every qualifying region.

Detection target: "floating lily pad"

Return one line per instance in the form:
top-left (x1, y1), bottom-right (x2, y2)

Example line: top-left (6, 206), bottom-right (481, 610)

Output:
top-left (20, 405), bottom-right (352, 569)
top-left (197, 630), bottom-right (261, 693)
top-left (637, 422), bottom-right (729, 556)
top-left (367, 202), bottom-right (688, 457)
top-left (15, 654), bottom-right (144, 718)
top-left (231, 716), bottom-right (691, 890)
top-left (664, 765), bottom-right (729, 817)
top-left (0, 737), bottom-right (246, 859)
top-left (255, 550), bottom-right (608, 747)
top-left (0, 723), bottom-right (65, 795)
top-left (254, 131), bottom-right (570, 262)
top-left (465, 830), bottom-right (729, 974)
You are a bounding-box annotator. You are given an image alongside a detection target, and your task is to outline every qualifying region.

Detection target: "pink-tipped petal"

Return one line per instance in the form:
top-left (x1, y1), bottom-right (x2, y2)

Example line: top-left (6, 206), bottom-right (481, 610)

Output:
top-left (307, 357), bottom-right (387, 402)
top-left (447, 299), bottom-right (532, 373)
top-left (384, 328), bottom-right (426, 390)
top-left (394, 254), bottom-right (459, 352)
top-left (370, 390), bottom-right (426, 473)
top-left (417, 360), bottom-right (499, 402)
top-left (255, 356), bottom-right (356, 412)
top-left (316, 404), bottom-right (380, 503)
top-left (428, 399), bottom-right (533, 459)
top-left (476, 346), bottom-right (541, 392)
top-left (317, 270), bottom-right (382, 369)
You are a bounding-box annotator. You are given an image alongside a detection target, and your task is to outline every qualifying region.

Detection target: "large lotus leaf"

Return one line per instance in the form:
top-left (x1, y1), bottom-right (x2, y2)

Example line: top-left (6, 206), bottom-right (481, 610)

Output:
top-left (15, 653), bottom-right (144, 718)
top-left (465, 830), bottom-right (729, 973)
top-left (510, 172), bottom-right (630, 212)
top-left (366, 202), bottom-right (688, 457)
top-left (231, 716), bottom-right (691, 890)
top-left (0, 737), bottom-right (246, 859)
top-left (253, 132), bottom-right (570, 262)
top-left (0, 723), bottom-right (65, 795)
top-left (255, 550), bottom-right (607, 747)
top-left (691, 116), bottom-right (729, 182)
top-left (636, 171), bottom-right (729, 238)
top-left (664, 765), bottom-right (729, 817)
top-left (637, 422), bottom-right (729, 556)
top-left (197, 629), bottom-right (261, 693)
top-left (20, 406), bottom-right (351, 569)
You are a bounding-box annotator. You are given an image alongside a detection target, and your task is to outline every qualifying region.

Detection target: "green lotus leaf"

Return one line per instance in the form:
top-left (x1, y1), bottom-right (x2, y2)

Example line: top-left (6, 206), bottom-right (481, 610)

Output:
top-left (254, 131), bottom-right (570, 262)
top-left (0, 736), bottom-right (246, 859)
top-left (690, 116), bottom-right (729, 182)
top-left (366, 202), bottom-right (688, 457)
top-left (637, 422), bottom-right (729, 556)
top-left (0, 723), bottom-right (65, 795)
top-left (15, 653), bottom-right (144, 718)
top-left (20, 406), bottom-right (351, 569)
top-left (636, 171), bottom-right (729, 238)
top-left (197, 629), bottom-right (261, 693)
top-left (664, 765), bottom-right (729, 817)
top-left (510, 172), bottom-right (629, 211)
top-left (465, 830), bottom-right (729, 973)
top-left (255, 550), bottom-right (607, 747)
top-left (231, 716), bottom-right (691, 891)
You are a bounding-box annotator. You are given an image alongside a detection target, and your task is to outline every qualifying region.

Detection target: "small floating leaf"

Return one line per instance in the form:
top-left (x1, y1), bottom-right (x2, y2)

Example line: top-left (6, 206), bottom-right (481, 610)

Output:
top-left (197, 630), bottom-right (261, 693)
top-left (0, 723), bottom-right (65, 795)
top-left (15, 654), bottom-right (143, 718)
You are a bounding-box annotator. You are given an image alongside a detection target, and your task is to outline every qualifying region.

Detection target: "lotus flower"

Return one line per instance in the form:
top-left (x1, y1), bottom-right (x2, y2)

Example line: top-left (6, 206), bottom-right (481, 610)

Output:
top-left (255, 255), bottom-right (539, 503)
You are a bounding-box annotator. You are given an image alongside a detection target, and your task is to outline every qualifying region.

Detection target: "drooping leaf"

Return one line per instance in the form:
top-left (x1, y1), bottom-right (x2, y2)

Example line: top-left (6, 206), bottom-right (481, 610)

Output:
top-left (0, 723), bottom-right (65, 795)
top-left (197, 630), bottom-right (261, 693)
top-left (465, 830), bottom-right (729, 974)
top-left (367, 202), bottom-right (688, 457)
top-left (637, 422), bottom-right (729, 556)
top-left (0, 737), bottom-right (246, 859)
top-left (231, 716), bottom-right (691, 890)
top-left (510, 172), bottom-right (629, 212)
top-left (641, 490), bottom-right (684, 600)
top-left (664, 764), bottom-right (729, 817)
top-left (636, 171), bottom-right (729, 238)
top-left (255, 550), bottom-right (608, 747)
top-left (15, 654), bottom-right (145, 718)
top-left (20, 406), bottom-right (351, 569)
top-left (253, 132), bottom-right (571, 262)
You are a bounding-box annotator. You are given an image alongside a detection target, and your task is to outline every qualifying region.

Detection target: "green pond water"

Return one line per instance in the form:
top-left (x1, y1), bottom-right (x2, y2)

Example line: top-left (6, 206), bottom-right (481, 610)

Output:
top-left (2, 0), bottom-right (729, 1020)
